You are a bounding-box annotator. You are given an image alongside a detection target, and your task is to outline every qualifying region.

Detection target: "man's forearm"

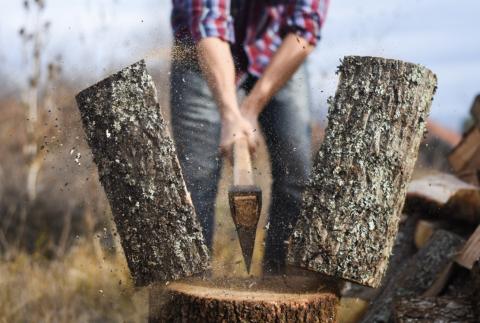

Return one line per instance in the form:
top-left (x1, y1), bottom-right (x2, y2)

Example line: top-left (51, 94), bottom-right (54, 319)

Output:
top-left (242, 33), bottom-right (314, 117)
top-left (196, 37), bottom-right (259, 154)
top-left (196, 37), bottom-right (241, 121)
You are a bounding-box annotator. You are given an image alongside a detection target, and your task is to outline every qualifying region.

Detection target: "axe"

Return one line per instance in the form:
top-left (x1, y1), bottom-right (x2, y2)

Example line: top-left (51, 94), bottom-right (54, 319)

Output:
top-left (228, 137), bottom-right (262, 273)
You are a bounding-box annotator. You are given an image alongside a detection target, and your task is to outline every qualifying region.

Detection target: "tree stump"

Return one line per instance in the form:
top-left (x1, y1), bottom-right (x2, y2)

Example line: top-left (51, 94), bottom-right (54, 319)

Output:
top-left (149, 276), bottom-right (339, 322)
top-left (470, 94), bottom-right (480, 126)
top-left (75, 61), bottom-right (209, 286)
top-left (288, 56), bottom-right (437, 287)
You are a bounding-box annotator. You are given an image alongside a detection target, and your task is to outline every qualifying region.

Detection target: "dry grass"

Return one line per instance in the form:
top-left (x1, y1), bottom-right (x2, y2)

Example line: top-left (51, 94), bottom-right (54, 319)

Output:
top-left (0, 237), bottom-right (148, 322)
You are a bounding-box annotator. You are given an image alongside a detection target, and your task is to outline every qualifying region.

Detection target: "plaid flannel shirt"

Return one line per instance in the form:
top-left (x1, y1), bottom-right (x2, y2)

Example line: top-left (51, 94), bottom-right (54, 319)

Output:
top-left (171, 0), bottom-right (329, 77)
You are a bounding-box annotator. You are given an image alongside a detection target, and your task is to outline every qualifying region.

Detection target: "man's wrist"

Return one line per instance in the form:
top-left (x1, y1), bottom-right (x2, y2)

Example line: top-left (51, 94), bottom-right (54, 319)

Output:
top-left (221, 105), bottom-right (242, 122)
top-left (242, 92), bottom-right (266, 118)
top-left (244, 77), bottom-right (272, 115)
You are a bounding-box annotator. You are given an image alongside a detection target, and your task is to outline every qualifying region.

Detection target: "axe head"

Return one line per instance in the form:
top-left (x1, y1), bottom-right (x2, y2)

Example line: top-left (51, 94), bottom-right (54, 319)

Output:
top-left (228, 185), bottom-right (262, 273)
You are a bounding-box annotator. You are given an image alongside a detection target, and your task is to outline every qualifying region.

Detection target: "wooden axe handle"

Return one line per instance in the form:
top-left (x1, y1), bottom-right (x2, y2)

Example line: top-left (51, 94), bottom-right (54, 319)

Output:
top-left (233, 137), bottom-right (254, 186)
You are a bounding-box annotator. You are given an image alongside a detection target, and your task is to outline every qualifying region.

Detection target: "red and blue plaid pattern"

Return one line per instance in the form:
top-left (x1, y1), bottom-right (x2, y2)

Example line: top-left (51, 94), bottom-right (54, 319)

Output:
top-left (171, 0), bottom-right (329, 77)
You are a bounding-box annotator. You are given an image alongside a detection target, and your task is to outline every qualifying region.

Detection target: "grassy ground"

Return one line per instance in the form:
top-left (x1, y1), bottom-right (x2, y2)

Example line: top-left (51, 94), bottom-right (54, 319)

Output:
top-left (0, 238), bottom-right (148, 322)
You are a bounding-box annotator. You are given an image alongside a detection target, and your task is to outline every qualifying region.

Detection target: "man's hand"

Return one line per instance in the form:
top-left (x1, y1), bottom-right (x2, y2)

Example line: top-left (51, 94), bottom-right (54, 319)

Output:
top-left (240, 95), bottom-right (261, 132)
top-left (220, 111), bottom-right (259, 161)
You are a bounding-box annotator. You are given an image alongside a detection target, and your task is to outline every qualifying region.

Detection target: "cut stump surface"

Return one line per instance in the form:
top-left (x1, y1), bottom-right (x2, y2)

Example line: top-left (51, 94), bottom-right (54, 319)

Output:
top-left (149, 276), bottom-right (339, 323)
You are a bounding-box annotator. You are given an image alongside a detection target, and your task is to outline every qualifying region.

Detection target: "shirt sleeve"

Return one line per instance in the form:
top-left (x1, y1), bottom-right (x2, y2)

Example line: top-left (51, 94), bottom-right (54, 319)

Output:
top-left (286, 0), bottom-right (329, 46)
top-left (188, 0), bottom-right (235, 43)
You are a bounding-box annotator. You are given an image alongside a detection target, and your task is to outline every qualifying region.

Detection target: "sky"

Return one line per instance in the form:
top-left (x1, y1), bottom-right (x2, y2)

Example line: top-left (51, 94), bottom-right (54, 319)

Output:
top-left (1, 0), bottom-right (479, 132)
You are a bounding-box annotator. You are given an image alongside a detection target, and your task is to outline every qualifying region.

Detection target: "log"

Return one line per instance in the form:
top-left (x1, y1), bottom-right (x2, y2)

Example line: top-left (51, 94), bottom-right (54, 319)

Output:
top-left (394, 296), bottom-right (476, 323)
top-left (149, 276), bottom-right (339, 323)
top-left (386, 214), bottom-right (419, 278)
top-left (472, 261), bottom-right (480, 320)
top-left (343, 214), bottom-right (418, 301)
top-left (288, 56), bottom-right (437, 287)
top-left (448, 126), bottom-right (480, 186)
top-left (471, 94), bottom-right (480, 126)
top-left (404, 173), bottom-right (480, 223)
top-left (75, 60), bottom-right (209, 286)
top-left (414, 220), bottom-right (437, 249)
top-left (424, 225), bottom-right (480, 297)
top-left (359, 230), bottom-right (464, 323)
top-left (455, 225), bottom-right (480, 270)
top-left (398, 231), bottom-right (461, 291)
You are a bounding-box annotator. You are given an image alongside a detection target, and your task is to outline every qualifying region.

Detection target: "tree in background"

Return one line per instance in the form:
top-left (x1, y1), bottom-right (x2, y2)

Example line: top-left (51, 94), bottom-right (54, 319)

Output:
top-left (19, 0), bottom-right (61, 202)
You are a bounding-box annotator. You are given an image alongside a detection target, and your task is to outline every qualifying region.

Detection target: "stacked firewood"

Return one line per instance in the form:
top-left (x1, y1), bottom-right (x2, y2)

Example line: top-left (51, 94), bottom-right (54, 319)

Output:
top-left (357, 97), bottom-right (480, 323)
top-left (448, 95), bottom-right (480, 186)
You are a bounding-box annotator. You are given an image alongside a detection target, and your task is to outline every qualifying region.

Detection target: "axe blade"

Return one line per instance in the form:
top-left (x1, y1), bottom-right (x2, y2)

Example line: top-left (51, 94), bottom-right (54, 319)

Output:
top-left (228, 185), bottom-right (262, 273)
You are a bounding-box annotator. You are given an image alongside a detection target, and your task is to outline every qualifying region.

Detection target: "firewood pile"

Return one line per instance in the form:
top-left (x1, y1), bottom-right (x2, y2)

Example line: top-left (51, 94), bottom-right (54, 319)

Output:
top-left (355, 96), bottom-right (480, 323)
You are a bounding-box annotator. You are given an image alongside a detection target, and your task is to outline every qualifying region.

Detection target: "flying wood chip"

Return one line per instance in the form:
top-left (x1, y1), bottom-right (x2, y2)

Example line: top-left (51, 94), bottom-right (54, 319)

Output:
top-left (76, 60), bottom-right (209, 286)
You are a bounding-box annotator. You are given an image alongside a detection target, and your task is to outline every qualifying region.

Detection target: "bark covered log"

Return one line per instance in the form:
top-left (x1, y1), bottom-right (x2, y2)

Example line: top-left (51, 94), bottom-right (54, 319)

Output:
top-left (288, 56), bottom-right (437, 287)
top-left (404, 173), bottom-right (480, 223)
top-left (394, 296), bottom-right (476, 323)
top-left (150, 276), bottom-right (339, 323)
top-left (380, 214), bottom-right (419, 285)
top-left (471, 94), bottom-right (480, 125)
top-left (414, 220), bottom-right (438, 249)
top-left (455, 225), bottom-right (480, 270)
top-left (472, 261), bottom-right (480, 320)
top-left (448, 126), bottom-right (480, 186)
top-left (75, 60), bottom-right (209, 286)
top-left (359, 230), bottom-right (464, 323)
top-left (344, 214), bottom-right (418, 301)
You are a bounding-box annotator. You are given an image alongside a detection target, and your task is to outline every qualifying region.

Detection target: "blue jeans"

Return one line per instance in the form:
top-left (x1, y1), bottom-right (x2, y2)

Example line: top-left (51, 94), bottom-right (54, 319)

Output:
top-left (170, 51), bottom-right (311, 273)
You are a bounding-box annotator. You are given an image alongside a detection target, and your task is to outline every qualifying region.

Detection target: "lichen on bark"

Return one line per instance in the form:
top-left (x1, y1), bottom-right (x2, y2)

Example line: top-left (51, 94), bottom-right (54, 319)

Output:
top-left (287, 56), bottom-right (437, 287)
top-left (76, 60), bottom-right (209, 286)
top-left (394, 296), bottom-right (476, 323)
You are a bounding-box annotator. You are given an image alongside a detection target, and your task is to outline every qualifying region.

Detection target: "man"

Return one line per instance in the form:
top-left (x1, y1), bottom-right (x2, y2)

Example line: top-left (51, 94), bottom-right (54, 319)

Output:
top-left (170, 0), bottom-right (329, 274)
